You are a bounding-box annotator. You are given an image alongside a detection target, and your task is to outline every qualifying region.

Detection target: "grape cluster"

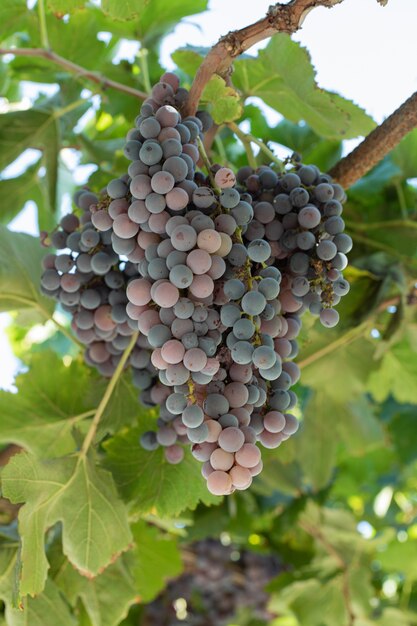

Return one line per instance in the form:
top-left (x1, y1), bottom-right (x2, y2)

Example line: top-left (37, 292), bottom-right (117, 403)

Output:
top-left (236, 163), bottom-right (352, 327)
top-left (40, 194), bottom-right (156, 384)
top-left (41, 72), bottom-right (351, 496)
top-left (143, 538), bottom-right (281, 626)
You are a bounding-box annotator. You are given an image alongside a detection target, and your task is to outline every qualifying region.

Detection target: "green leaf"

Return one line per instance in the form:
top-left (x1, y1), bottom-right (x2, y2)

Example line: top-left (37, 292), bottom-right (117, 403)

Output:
top-left (0, 226), bottom-right (54, 318)
top-left (50, 521), bottom-right (181, 624)
top-left (172, 50), bottom-right (242, 123)
top-left (299, 324), bottom-right (376, 403)
top-left (101, 0), bottom-right (208, 45)
top-left (6, 580), bottom-right (76, 626)
top-left (232, 35), bottom-right (375, 139)
top-left (392, 128), bottom-right (417, 179)
top-left (368, 327), bottom-right (417, 403)
top-left (348, 157), bottom-right (402, 200)
top-left (129, 520), bottom-right (182, 602)
top-left (296, 393), bottom-right (337, 490)
top-left (0, 161), bottom-right (46, 225)
top-left (52, 551), bottom-right (139, 626)
top-left (378, 538), bottom-right (417, 579)
top-left (202, 75), bottom-right (242, 124)
top-left (387, 404), bottom-right (417, 465)
top-left (245, 111), bottom-right (343, 171)
top-left (171, 47), bottom-right (207, 77)
top-left (0, 107), bottom-right (59, 210)
top-left (268, 578), bottom-right (347, 626)
top-left (0, 0), bottom-right (31, 43)
top-left (2, 452), bottom-right (132, 597)
top-left (0, 352), bottom-right (95, 457)
top-left (46, 11), bottom-right (115, 70)
top-left (95, 374), bottom-right (144, 438)
top-left (104, 422), bottom-right (218, 516)
top-left (0, 548), bottom-right (75, 626)
top-left (47, 0), bottom-right (85, 12)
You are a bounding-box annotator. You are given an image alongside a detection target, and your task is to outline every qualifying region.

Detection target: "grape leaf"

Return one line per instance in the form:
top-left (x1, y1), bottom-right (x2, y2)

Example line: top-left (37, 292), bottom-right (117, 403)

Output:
top-left (104, 422), bottom-right (219, 516)
top-left (232, 35), bottom-right (375, 139)
top-left (128, 520), bottom-right (182, 602)
top-left (296, 393), bottom-right (385, 491)
top-left (392, 128), bottom-right (417, 179)
top-left (368, 328), bottom-right (417, 404)
top-left (0, 352), bottom-right (94, 457)
top-left (0, 0), bottom-right (30, 43)
top-left (0, 161), bottom-right (46, 225)
top-left (296, 393), bottom-right (338, 490)
top-left (0, 346), bottom-right (141, 456)
top-left (201, 75), bottom-right (242, 124)
top-left (0, 226), bottom-right (54, 318)
top-left (47, 0), bottom-right (85, 12)
top-left (50, 521), bottom-right (181, 624)
top-left (101, 0), bottom-right (207, 45)
top-left (94, 374), bottom-right (143, 439)
top-left (173, 40), bottom-right (374, 137)
top-left (6, 580), bottom-right (76, 626)
top-left (52, 552), bottom-right (139, 626)
top-left (299, 324), bottom-right (377, 403)
top-left (2, 451), bottom-right (132, 597)
top-left (0, 107), bottom-right (59, 211)
top-left (268, 577), bottom-right (347, 626)
top-left (378, 538), bottom-right (417, 579)
top-left (171, 49), bottom-right (242, 123)
top-left (0, 548), bottom-right (75, 626)
top-left (46, 11), bottom-right (116, 70)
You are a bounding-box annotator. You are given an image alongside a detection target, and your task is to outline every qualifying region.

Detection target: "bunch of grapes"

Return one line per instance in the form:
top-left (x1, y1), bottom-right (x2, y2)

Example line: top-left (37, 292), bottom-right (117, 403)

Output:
top-left (142, 538), bottom-right (282, 626)
top-left (40, 72), bottom-right (351, 496)
top-left (40, 194), bottom-right (156, 383)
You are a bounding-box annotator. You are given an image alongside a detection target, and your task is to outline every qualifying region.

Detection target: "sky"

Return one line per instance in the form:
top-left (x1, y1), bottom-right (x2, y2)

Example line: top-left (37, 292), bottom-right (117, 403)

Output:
top-left (1, 0), bottom-right (417, 389)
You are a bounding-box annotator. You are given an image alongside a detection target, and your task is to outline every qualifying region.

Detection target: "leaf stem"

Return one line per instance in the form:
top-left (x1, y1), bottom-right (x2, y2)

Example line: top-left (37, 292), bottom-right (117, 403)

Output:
top-left (1, 292), bottom-right (83, 349)
top-left (80, 332), bottom-right (139, 456)
top-left (228, 121), bottom-right (283, 169)
top-left (297, 321), bottom-right (371, 370)
top-left (53, 98), bottom-right (88, 120)
top-left (345, 229), bottom-right (417, 269)
top-left (228, 124), bottom-right (257, 169)
top-left (37, 0), bottom-right (50, 50)
top-left (137, 47), bottom-right (151, 94)
top-left (344, 218), bottom-right (417, 231)
top-left (214, 134), bottom-right (228, 166)
top-left (196, 136), bottom-right (221, 193)
top-left (0, 48), bottom-right (147, 100)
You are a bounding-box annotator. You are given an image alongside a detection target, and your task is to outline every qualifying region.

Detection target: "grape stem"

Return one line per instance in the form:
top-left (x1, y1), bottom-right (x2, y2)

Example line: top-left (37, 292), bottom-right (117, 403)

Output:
top-left (80, 331), bottom-right (139, 456)
top-left (37, 0), bottom-right (50, 50)
top-left (228, 126), bottom-right (257, 170)
top-left (330, 90), bottom-right (417, 187)
top-left (184, 0), bottom-right (344, 118)
top-left (228, 122), bottom-right (283, 169)
top-left (137, 47), bottom-right (152, 94)
top-left (183, 0), bottom-right (417, 188)
top-left (0, 47), bottom-right (148, 100)
top-left (196, 136), bottom-right (221, 194)
top-left (187, 377), bottom-right (196, 403)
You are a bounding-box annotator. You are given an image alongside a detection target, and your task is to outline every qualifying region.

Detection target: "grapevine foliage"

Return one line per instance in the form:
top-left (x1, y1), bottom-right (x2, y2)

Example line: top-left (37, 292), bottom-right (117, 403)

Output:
top-left (0, 2), bottom-right (417, 626)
